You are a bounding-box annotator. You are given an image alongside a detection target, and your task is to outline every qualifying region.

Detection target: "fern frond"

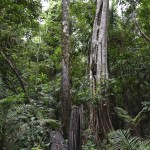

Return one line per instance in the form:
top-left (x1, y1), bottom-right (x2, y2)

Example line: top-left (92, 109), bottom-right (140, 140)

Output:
top-left (0, 93), bottom-right (25, 105)
top-left (115, 107), bottom-right (133, 123)
top-left (108, 129), bottom-right (139, 150)
top-left (115, 107), bottom-right (144, 127)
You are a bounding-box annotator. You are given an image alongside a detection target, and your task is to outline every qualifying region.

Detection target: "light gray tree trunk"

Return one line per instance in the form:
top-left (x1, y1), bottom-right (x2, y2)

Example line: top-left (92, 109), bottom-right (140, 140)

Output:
top-left (61, 0), bottom-right (71, 138)
top-left (89, 0), bottom-right (113, 142)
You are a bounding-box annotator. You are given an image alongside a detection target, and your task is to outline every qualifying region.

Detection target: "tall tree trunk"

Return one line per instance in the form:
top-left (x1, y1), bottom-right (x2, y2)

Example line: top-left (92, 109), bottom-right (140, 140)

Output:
top-left (89, 0), bottom-right (113, 143)
top-left (61, 0), bottom-right (71, 138)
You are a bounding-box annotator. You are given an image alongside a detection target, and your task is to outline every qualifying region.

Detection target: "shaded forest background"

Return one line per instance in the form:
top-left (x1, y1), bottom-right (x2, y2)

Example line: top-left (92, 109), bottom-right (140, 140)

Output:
top-left (0, 0), bottom-right (150, 149)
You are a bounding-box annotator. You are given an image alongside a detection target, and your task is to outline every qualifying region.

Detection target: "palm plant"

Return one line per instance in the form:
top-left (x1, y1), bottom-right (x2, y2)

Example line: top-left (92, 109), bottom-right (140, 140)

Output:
top-left (108, 129), bottom-right (150, 150)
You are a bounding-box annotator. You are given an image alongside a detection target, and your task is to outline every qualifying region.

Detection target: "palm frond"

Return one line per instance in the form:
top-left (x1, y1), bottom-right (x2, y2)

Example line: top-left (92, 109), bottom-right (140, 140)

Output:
top-left (108, 129), bottom-right (150, 150)
top-left (138, 140), bottom-right (150, 150)
top-left (108, 129), bottom-right (139, 150)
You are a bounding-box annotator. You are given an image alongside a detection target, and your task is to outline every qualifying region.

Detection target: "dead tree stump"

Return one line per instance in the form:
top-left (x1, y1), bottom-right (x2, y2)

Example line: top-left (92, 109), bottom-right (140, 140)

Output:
top-left (69, 106), bottom-right (83, 150)
top-left (48, 106), bottom-right (83, 150)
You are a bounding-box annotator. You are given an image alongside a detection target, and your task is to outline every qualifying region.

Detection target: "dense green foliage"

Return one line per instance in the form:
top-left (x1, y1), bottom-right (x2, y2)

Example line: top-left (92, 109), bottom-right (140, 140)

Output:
top-left (0, 0), bottom-right (150, 149)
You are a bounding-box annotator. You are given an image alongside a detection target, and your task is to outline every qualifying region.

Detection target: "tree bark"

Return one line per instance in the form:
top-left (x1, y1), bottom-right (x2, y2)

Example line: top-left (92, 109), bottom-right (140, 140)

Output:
top-left (89, 0), bottom-right (113, 143)
top-left (69, 106), bottom-right (83, 150)
top-left (61, 0), bottom-right (71, 139)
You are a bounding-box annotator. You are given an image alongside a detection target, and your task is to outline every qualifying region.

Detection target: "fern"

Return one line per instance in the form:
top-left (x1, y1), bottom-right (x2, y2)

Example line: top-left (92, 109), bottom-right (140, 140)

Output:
top-left (115, 107), bottom-right (143, 127)
top-left (108, 130), bottom-right (150, 150)
top-left (115, 107), bottom-right (133, 123)
top-left (4, 103), bottom-right (48, 149)
top-left (0, 93), bottom-right (25, 105)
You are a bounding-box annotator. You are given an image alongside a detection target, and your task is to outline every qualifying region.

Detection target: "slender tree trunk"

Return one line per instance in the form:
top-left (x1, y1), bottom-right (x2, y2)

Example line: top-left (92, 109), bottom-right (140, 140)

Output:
top-left (61, 0), bottom-right (71, 138)
top-left (89, 0), bottom-right (113, 143)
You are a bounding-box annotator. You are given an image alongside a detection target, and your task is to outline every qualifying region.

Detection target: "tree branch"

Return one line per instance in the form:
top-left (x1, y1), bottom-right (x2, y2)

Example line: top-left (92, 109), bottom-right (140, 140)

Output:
top-left (0, 50), bottom-right (31, 104)
top-left (135, 20), bottom-right (150, 42)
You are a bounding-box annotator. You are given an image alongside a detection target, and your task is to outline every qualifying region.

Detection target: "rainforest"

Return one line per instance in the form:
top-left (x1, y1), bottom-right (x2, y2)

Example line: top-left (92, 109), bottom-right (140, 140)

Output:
top-left (0, 0), bottom-right (150, 149)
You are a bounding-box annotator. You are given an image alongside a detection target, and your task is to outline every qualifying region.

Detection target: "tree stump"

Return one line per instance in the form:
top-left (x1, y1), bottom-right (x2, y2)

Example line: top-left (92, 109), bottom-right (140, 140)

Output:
top-left (48, 106), bottom-right (83, 150)
top-left (69, 106), bottom-right (83, 150)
